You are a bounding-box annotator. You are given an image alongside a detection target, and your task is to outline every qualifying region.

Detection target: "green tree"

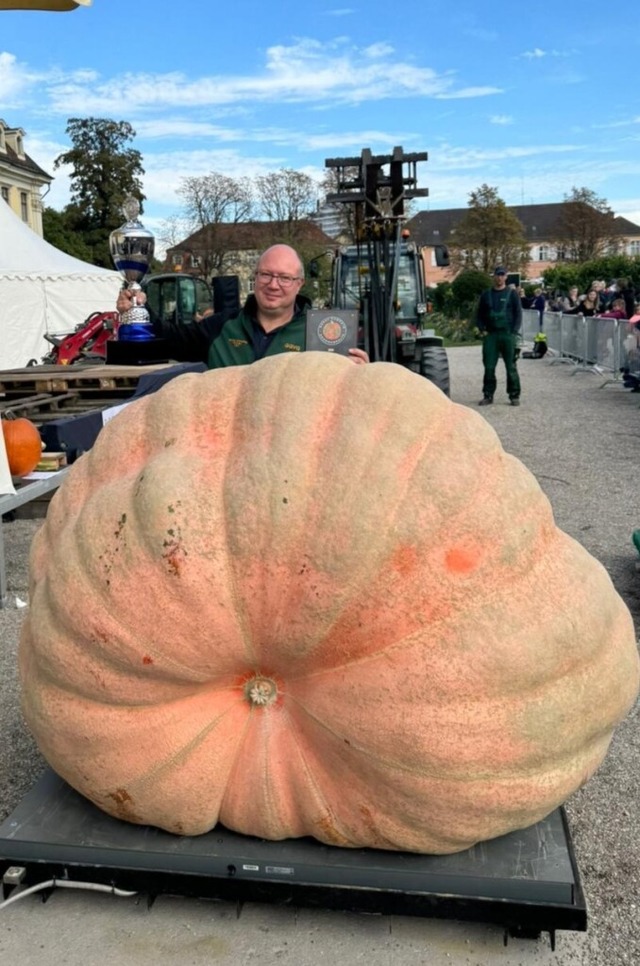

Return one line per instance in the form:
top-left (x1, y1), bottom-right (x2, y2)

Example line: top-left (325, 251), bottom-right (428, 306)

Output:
top-left (451, 268), bottom-right (491, 313)
top-left (553, 188), bottom-right (620, 263)
top-left (428, 269), bottom-right (491, 342)
top-left (42, 206), bottom-right (94, 262)
top-left (448, 185), bottom-right (530, 276)
top-left (544, 254), bottom-right (640, 296)
top-left (54, 118), bottom-right (145, 267)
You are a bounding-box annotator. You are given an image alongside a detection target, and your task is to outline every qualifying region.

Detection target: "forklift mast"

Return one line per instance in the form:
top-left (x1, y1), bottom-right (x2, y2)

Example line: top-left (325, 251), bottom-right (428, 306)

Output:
top-left (325, 147), bottom-right (429, 363)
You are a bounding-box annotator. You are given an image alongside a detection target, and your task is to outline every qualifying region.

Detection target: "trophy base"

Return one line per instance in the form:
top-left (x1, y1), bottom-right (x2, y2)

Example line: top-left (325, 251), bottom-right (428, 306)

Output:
top-left (106, 338), bottom-right (172, 366)
top-left (117, 321), bottom-right (156, 342)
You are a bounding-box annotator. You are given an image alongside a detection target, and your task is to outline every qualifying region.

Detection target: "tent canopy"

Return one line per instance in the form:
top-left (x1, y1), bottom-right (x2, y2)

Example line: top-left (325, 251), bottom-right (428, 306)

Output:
top-left (0, 201), bottom-right (122, 369)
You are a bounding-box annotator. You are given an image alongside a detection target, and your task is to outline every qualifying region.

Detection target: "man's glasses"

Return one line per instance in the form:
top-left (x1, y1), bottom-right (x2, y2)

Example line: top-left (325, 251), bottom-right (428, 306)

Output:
top-left (255, 271), bottom-right (302, 289)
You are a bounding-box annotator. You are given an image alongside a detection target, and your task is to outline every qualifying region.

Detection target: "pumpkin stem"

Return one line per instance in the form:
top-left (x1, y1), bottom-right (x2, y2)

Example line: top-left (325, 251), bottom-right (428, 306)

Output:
top-left (244, 676), bottom-right (278, 707)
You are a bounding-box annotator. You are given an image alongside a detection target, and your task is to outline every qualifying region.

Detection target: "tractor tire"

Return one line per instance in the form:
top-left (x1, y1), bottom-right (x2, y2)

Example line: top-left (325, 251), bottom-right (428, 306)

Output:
top-left (419, 345), bottom-right (450, 396)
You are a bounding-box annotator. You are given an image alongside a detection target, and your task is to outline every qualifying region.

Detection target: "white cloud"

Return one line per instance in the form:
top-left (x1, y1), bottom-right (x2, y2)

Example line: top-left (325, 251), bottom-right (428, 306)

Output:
top-left (525, 48), bottom-right (575, 59)
top-left (134, 119), bottom-right (243, 140)
top-left (490, 115), bottom-right (513, 126)
top-left (0, 51), bottom-right (34, 104)
top-left (6, 37), bottom-right (502, 119)
top-left (594, 116), bottom-right (640, 131)
top-left (364, 42), bottom-right (395, 58)
top-left (431, 142), bottom-right (582, 172)
top-left (436, 85), bottom-right (502, 100)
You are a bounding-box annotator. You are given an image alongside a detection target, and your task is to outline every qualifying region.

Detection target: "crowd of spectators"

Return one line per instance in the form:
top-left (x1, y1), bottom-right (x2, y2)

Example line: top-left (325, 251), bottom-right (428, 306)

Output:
top-left (519, 277), bottom-right (639, 321)
top-left (518, 277), bottom-right (640, 388)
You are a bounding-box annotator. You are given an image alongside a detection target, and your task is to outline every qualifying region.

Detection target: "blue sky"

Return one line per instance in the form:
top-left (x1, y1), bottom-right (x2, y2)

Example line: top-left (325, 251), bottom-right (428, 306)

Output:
top-left (2, 0), bottom-right (640, 254)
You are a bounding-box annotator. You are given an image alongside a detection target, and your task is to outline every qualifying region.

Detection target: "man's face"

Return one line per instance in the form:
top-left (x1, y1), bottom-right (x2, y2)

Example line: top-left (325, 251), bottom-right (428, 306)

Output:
top-left (254, 248), bottom-right (304, 315)
top-left (493, 272), bottom-right (507, 289)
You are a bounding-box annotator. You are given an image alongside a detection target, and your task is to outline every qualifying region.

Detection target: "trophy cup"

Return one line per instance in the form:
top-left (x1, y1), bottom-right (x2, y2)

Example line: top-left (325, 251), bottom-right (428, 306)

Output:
top-left (109, 196), bottom-right (155, 341)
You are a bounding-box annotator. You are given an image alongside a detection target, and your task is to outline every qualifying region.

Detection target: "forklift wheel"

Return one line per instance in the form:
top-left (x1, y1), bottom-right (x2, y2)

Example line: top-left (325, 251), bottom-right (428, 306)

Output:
top-left (420, 345), bottom-right (450, 396)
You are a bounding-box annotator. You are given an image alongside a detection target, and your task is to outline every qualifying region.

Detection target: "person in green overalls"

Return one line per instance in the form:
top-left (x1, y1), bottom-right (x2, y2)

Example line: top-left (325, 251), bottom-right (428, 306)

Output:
top-left (474, 267), bottom-right (522, 407)
top-left (117, 245), bottom-right (369, 368)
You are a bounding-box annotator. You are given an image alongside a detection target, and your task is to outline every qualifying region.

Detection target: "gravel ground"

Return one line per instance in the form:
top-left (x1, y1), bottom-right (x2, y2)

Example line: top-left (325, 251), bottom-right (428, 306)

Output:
top-left (0, 345), bottom-right (638, 965)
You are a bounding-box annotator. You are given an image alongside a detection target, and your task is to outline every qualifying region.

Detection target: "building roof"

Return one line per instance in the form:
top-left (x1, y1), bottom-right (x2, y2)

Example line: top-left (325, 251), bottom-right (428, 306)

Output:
top-left (407, 202), bottom-right (640, 246)
top-left (0, 121), bottom-right (52, 184)
top-left (168, 219), bottom-right (337, 255)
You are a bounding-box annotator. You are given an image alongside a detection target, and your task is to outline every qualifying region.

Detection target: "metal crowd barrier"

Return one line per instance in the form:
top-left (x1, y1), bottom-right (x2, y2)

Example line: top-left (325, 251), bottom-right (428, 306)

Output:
top-left (521, 309), bottom-right (638, 384)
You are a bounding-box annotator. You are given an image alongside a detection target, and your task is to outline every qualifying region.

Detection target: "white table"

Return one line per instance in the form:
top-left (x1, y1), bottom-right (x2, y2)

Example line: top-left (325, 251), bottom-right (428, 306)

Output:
top-left (0, 468), bottom-right (69, 608)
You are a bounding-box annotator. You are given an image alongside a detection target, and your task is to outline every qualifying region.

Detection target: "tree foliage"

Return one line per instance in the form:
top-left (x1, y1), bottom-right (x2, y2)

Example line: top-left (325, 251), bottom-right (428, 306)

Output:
top-left (175, 173), bottom-right (254, 276)
top-left (426, 270), bottom-right (491, 342)
top-left (448, 185), bottom-right (530, 275)
top-left (255, 169), bottom-right (320, 240)
top-left (42, 206), bottom-right (94, 262)
top-left (543, 254), bottom-right (640, 295)
top-left (53, 118), bottom-right (145, 267)
top-left (178, 173), bottom-right (253, 229)
top-left (552, 187), bottom-right (620, 263)
top-left (156, 213), bottom-right (190, 253)
top-left (451, 269), bottom-right (491, 308)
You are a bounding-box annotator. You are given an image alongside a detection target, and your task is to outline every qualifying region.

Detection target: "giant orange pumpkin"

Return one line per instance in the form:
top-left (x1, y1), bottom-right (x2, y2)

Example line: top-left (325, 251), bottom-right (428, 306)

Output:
top-left (19, 353), bottom-right (640, 853)
top-left (2, 417), bottom-right (42, 477)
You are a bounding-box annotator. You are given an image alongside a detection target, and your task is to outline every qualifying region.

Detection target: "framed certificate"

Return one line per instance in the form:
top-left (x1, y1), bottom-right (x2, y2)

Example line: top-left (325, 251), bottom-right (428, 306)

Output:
top-left (305, 310), bottom-right (359, 356)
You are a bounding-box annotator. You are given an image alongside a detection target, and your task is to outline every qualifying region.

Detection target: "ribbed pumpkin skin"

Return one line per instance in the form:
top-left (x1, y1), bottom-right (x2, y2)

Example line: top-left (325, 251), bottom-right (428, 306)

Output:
top-left (2, 417), bottom-right (42, 477)
top-left (19, 353), bottom-right (639, 853)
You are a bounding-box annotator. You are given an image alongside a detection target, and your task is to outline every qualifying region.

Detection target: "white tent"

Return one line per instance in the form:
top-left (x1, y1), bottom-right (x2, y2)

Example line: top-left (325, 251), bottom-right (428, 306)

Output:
top-left (0, 200), bottom-right (122, 370)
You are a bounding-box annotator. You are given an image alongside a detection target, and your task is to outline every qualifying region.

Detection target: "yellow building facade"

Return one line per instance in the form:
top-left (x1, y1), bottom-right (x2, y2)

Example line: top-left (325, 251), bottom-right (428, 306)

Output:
top-left (0, 120), bottom-right (52, 237)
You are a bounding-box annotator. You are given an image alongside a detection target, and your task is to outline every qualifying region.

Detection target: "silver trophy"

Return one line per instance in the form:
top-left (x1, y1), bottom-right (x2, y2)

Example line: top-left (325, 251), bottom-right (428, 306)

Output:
top-left (109, 197), bottom-right (155, 329)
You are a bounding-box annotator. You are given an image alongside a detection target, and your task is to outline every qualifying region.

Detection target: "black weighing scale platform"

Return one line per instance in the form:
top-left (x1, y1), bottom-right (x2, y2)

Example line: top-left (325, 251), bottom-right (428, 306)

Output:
top-left (0, 769), bottom-right (586, 946)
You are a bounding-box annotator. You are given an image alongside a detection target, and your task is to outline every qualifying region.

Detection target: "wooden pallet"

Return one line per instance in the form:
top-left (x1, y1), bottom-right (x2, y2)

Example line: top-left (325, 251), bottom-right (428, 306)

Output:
top-left (0, 363), bottom-right (170, 426)
top-left (0, 363), bottom-right (168, 396)
top-left (0, 391), bottom-right (80, 419)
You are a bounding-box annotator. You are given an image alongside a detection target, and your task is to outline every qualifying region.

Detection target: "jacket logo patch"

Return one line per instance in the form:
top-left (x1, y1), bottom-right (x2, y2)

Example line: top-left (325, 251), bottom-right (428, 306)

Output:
top-left (229, 339), bottom-right (249, 347)
top-left (283, 343), bottom-right (301, 352)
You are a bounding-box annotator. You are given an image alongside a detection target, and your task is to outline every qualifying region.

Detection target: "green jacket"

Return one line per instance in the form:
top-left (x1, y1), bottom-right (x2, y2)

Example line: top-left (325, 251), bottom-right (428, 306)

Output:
top-left (475, 287), bottom-right (522, 334)
top-left (208, 294), bottom-right (311, 369)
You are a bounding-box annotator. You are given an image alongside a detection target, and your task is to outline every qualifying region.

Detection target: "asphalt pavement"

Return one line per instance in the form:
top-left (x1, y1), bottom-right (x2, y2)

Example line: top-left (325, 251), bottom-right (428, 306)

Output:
top-left (0, 345), bottom-right (638, 966)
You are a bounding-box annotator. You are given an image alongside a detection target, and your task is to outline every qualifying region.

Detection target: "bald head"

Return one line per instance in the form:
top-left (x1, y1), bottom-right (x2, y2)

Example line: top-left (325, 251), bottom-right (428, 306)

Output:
top-left (256, 244), bottom-right (304, 279)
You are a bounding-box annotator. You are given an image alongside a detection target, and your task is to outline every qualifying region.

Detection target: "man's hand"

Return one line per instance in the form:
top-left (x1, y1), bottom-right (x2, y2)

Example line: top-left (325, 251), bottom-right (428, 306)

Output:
top-left (116, 288), bottom-right (147, 314)
top-left (348, 347), bottom-right (369, 365)
top-left (194, 308), bottom-right (214, 322)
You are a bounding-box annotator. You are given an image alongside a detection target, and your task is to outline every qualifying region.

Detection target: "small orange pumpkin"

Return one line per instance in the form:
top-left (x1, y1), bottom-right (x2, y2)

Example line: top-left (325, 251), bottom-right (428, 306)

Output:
top-left (1, 417), bottom-right (42, 477)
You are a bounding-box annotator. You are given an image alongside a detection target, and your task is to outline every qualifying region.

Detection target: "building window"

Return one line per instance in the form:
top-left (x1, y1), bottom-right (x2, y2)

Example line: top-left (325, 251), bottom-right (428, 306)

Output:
top-left (537, 245), bottom-right (550, 261)
top-left (1, 186), bottom-right (9, 203)
top-left (20, 192), bottom-right (28, 222)
top-left (627, 240), bottom-right (640, 256)
top-left (171, 253), bottom-right (182, 267)
top-left (191, 255), bottom-right (201, 268)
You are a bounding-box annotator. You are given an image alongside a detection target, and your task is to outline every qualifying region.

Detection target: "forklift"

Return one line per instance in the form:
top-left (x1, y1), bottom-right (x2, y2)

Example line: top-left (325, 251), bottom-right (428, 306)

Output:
top-left (320, 147), bottom-right (450, 394)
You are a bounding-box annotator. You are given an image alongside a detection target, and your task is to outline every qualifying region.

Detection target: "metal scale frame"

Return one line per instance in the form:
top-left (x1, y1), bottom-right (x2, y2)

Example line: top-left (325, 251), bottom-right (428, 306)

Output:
top-left (1, 769), bottom-right (586, 948)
